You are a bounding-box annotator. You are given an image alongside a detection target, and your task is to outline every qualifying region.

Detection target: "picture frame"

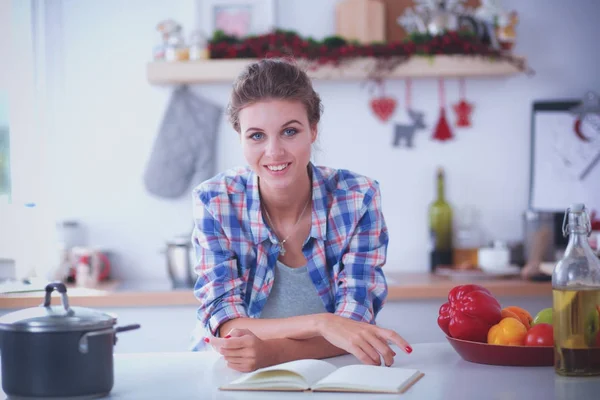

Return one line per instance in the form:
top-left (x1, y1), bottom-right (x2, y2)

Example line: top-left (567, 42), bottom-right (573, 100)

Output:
top-left (529, 100), bottom-right (600, 213)
top-left (199, 0), bottom-right (276, 39)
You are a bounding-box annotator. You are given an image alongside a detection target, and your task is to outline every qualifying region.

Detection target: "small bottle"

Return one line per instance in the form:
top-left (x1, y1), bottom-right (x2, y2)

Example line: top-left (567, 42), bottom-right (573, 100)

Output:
top-left (429, 167), bottom-right (453, 271)
top-left (552, 203), bottom-right (600, 376)
top-left (453, 205), bottom-right (482, 269)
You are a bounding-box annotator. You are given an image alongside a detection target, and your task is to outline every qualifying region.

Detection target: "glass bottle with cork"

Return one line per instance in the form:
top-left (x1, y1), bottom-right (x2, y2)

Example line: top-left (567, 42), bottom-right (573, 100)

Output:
top-left (429, 167), bottom-right (453, 271)
top-left (552, 203), bottom-right (600, 376)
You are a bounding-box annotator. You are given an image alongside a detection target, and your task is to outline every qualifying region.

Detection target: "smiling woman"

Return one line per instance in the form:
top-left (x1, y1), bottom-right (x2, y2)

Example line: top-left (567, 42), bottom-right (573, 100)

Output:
top-left (190, 58), bottom-right (410, 373)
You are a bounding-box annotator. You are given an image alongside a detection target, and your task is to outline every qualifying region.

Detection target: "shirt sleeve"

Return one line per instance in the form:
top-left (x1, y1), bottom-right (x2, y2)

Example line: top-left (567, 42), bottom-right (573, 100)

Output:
top-left (334, 182), bottom-right (389, 324)
top-left (192, 192), bottom-right (248, 336)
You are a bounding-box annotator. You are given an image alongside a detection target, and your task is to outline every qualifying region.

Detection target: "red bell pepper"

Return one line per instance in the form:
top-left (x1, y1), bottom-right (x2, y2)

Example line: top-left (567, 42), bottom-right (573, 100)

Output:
top-left (438, 284), bottom-right (503, 343)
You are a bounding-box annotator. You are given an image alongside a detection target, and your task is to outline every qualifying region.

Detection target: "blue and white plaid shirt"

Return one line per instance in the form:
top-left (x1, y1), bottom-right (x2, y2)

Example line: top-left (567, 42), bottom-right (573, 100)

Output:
top-left (190, 163), bottom-right (389, 350)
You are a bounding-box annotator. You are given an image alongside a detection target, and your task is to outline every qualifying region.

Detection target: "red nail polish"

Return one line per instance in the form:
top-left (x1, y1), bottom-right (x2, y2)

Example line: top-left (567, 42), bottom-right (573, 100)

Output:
top-left (203, 337), bottom-right (210, 343)
top-left (405, 346), bottom-right (412, 354)
top-left (224, 335), bottom-right (231, 339)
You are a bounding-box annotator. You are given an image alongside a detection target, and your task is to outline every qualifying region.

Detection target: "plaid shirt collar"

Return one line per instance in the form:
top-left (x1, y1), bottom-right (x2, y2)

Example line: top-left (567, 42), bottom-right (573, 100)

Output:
top-left (246, 162), bottom-right (328, 245)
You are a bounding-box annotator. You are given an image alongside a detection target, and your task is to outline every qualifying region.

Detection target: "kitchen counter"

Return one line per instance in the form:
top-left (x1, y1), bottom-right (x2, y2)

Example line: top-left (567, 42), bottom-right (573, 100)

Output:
top-left (0, 272), bottom-right (551, 309)
top-left (1, 342), bottom-right (596, 399)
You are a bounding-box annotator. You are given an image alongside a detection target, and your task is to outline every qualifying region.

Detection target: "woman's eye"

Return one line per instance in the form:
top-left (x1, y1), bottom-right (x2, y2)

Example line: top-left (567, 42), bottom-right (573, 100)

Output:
top-left (249, 132), bottom-right (264, 140)
top-left (283, 128), bottom-right (298, 136)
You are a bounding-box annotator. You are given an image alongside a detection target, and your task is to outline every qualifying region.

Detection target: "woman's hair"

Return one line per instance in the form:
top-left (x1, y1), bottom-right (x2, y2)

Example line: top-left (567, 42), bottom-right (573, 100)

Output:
top-left (227, 58), bottom-right (323, 133)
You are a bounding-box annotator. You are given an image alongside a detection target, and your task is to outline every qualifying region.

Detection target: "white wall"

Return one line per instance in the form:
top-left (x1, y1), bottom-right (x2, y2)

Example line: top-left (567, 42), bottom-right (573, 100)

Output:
top-left (14, 0), bottom-right (600, 281)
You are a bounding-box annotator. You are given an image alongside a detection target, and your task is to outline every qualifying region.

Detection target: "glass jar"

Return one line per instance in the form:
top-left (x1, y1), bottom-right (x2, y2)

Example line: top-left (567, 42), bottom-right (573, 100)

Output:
top-left (552, 203), bottom-right (600, 376)
top-left (188, 30), bottom-right (209, 61)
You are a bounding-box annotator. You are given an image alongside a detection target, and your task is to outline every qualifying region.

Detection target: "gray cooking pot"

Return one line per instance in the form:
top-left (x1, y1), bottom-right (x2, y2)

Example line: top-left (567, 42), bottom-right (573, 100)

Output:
top-left (0, 282), bottom-right (140, 399)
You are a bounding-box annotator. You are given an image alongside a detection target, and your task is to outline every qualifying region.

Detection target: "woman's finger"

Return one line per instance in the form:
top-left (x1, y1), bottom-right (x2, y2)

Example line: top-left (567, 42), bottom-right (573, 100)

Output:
top-left (364, 332), bottom-right (396, 366)
top-left (224, 328), bottom-right (254, 338)
top-left (226, 360), bottom-right (252, 372)
top-left (356, 338), bottom-right (381, 366)
top-left (219, 347), bottom-right (252, 358)
top-left (378, 329), bottom-right (412, 354)
top-left (347, 340), bottom-right (379, 366)
top-left (211, 336), bottom-right (248, 350)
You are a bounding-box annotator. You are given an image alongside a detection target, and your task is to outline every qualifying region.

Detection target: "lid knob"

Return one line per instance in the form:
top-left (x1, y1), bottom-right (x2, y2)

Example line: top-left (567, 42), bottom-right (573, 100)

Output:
top-left (43, 282), bottom-right (73, 316)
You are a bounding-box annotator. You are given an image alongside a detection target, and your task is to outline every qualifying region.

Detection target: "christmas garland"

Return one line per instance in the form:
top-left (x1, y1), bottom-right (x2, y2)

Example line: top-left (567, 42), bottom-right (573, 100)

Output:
top-left (208, 29), bottom-right (529, 76)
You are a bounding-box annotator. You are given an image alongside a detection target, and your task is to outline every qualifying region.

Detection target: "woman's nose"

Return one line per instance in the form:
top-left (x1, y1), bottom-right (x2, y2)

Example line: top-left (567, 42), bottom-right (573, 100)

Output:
top-left (265, 137), bottom-right (284, 157)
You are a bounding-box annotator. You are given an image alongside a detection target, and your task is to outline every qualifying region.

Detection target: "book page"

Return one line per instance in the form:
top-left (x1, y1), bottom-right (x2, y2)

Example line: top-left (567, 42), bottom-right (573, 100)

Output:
top-left (312, 365), bottom-right (421, 393)
top-left (226, 359), bottom-right (336, 389)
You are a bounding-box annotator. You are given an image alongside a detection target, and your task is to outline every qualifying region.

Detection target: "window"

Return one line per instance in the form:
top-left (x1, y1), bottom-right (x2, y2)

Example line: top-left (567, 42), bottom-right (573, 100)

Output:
top-left (0, 91), bottom-right (10, 204)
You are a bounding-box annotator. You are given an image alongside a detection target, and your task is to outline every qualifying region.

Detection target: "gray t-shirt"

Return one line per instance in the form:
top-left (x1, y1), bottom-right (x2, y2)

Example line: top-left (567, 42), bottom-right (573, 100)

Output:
top-left (260, 260), bottom-right (327, 319)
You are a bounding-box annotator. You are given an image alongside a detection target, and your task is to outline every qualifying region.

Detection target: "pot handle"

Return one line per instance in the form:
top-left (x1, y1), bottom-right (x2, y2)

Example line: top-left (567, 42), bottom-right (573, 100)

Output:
top-left (115, 324), bottom-right (141, 334)
top-left (43, 282), bottom-right (73, 316)
top-left (78, 324), bottom-right (141, 353)
top-left (113, 324), bottom-right (141, 346)
top-left (79, 328), bottom-right (114, 354)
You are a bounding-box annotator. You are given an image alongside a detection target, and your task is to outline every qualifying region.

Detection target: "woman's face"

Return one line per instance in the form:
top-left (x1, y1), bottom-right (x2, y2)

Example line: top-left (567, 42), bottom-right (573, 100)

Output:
top-left (239, 99), bottom-right (316, 191)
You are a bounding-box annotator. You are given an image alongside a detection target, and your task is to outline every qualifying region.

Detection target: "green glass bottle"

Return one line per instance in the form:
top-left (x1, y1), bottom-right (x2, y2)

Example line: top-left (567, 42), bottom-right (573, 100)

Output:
top-left (429, 167), bottom-right (453, 271)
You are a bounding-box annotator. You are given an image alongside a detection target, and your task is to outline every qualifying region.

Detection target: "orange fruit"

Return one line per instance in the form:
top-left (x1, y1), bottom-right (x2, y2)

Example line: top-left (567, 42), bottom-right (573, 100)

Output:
top-left (502, 306), bottom-right (533, 330)
top-left (501, 308), bottom-right (521, 321)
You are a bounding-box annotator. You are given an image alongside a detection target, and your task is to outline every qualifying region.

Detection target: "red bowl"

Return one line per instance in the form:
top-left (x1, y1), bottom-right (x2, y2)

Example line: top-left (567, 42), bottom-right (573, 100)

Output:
top-left (446, 336), bottom-right (554, 366)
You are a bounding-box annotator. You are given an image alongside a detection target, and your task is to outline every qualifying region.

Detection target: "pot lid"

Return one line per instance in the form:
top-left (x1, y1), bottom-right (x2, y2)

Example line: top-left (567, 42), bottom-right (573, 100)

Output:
top-left (0, 282), bottom-right (116, 333)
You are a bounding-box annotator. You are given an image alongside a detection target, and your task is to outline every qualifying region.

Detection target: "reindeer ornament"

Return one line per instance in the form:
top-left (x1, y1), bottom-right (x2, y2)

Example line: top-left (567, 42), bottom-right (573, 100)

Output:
top-left (393, 80), bottom-right (427, 148)
top-left (394, 110), bottom-right (427, 148)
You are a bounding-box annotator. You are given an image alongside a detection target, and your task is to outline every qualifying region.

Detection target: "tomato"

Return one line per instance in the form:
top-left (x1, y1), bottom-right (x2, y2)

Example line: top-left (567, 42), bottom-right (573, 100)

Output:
top-left (524, 323), bottom-right (553, 346)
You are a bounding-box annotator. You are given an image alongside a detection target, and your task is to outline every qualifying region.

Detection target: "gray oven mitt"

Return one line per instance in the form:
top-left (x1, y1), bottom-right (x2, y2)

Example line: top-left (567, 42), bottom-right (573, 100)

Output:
top-left (143, 86), bottom-right (222, 199)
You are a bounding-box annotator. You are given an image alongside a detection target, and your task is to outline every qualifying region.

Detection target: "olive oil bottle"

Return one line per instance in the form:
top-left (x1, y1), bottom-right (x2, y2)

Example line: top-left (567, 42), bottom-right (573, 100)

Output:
top-left (553, 204), bottom-right (600, 376)
top-left (428, 167), bottom-right (453, 271)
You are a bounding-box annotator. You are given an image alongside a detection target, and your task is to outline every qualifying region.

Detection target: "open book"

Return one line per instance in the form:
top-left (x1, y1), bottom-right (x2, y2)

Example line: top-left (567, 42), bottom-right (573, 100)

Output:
top-left (219, 359), bottom-right (424, 394)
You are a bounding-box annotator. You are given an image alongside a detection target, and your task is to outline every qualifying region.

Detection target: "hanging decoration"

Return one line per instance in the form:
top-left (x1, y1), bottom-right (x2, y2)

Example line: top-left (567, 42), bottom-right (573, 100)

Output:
top-left (452, 78), bottom-right (474, 127)
top-left (432, 78), bottom-right (454, 142)
top-left (570, 91), bottom-right (600, 143)
top-left (369, 80), bottom-right (397, 122)
top-left (393, 79), bottom-right (427, 148)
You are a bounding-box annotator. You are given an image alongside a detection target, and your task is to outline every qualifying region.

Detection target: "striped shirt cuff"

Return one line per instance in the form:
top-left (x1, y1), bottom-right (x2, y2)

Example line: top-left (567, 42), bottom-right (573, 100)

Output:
top-left (207, 303), bottom-right (248, 336)
top-left (335, 302), bottom-right (374, 324)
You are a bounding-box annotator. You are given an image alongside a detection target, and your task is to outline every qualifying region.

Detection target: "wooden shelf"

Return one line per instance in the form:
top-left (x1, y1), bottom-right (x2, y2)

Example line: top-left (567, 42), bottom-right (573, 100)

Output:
top-left (147, 55), bottom-right (525, 84)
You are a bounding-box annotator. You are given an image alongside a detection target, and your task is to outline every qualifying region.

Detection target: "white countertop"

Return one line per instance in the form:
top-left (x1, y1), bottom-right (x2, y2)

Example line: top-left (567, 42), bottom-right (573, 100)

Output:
top-left (3, 342), bottom-right (599, 399)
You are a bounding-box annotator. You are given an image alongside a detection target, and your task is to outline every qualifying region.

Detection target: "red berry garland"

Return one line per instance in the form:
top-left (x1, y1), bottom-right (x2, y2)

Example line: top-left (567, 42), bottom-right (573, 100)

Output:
top-left (208, 29), bottom-right (529, 75)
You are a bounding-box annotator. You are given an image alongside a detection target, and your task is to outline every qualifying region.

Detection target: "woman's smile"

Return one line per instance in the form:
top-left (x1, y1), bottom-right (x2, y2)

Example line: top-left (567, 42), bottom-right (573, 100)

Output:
top-left (265, 162), bottom-right (291, 174)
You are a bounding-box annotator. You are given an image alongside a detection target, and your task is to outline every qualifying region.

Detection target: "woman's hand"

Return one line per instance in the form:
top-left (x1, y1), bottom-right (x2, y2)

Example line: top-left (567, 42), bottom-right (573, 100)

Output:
top-left (210, 328), bottom-right (279, 372)
top-left (317, 314), bottom-right (411, 367)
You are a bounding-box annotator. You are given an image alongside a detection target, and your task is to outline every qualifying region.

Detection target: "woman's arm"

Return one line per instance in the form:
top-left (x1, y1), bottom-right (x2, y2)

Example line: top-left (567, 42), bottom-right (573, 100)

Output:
top-left (218, 314), bottom-right (323, 340)
top-left (211, 329), bottom-right (346, 372)
top-left (192, 191), bottom-right (248, 337)
top-left (334, 181), bottom-right (389, 324)
top-left (270, 337), bottom-right (347, 363)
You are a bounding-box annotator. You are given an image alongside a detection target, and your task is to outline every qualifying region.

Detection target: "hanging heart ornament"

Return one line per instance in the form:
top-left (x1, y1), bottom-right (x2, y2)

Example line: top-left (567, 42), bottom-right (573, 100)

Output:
top-left (370, 97), bottom-right (397, 122)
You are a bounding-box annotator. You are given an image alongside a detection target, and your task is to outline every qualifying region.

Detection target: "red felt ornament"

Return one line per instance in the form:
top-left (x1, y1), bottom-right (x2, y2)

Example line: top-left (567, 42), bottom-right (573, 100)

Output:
top-left (433, 79), bottom-right (454, 142)
top-left (369, 80), bottom-right (397, 122)
top-left (452, 78), bottom-right (474, 127)
top-left (371, 98), bottom-right (397, 122)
